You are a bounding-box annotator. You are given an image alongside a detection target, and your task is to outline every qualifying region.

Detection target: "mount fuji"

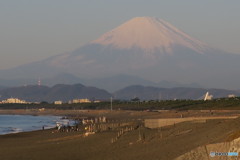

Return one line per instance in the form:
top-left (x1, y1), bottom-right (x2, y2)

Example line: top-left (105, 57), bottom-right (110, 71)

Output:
top-left (1, 17), bottom-right (240, 90)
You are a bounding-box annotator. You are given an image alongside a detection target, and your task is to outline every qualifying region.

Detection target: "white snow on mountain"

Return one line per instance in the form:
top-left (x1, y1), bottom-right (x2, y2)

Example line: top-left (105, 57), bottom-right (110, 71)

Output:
top-left (92, 17), bottom-right (208, 54)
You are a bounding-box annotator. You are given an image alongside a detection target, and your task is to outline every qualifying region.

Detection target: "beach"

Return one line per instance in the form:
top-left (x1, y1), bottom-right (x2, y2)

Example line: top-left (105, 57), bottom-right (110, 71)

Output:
top-left (1, 109), bottom-right (240, 160)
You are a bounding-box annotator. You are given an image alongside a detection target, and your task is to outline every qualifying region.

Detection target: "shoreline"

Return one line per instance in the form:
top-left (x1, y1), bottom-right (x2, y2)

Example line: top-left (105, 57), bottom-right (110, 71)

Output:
top-left (1, 115), bottom-right (240, 160)
top-left (0, 114), bottom-right (74, 136)
top-left (1, 109), bottom-right (240, 159)
top-left (0, 127), bottom-right (54, 136)
top-left (1, 109), bottom-right (240, 136)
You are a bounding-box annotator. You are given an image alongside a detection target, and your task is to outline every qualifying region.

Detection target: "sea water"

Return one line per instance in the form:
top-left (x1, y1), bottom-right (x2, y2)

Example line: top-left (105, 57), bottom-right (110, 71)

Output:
top-left (0, 115), bottom-right (73, 135)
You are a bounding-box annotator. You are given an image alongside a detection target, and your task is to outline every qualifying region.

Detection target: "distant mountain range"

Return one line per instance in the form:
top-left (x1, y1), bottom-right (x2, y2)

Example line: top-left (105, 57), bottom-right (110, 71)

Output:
top-left (0, 84), bottom-right (111, 102)
top-left (0, 73), bottom-right (203, 92)
top-left (0, 84), bottom-right (239, 102)
top-left (114, 85), bottom-right (240, 100)
top-left (1, 17), bottom-right (240, 90)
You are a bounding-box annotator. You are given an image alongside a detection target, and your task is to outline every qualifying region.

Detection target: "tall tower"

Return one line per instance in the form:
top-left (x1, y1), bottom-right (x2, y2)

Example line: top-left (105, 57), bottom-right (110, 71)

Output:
top-left (204, 92), bottom-right (213, 101)
top-left (38, 77), bottom-right (41, 86)
top-left (204, 92), bottom-right (209, 101)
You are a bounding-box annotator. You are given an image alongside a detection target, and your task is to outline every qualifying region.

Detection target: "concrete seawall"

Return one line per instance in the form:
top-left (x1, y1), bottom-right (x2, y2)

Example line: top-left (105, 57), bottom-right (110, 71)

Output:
top-left (175, 136), bottom-right (240, 160)
top-left (144, 116), bottom-right (238, 129)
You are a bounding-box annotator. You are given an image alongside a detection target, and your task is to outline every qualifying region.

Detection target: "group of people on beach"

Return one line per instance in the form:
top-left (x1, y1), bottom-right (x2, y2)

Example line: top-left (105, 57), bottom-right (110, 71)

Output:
top-left (56, 122), bottom-right (81, 132)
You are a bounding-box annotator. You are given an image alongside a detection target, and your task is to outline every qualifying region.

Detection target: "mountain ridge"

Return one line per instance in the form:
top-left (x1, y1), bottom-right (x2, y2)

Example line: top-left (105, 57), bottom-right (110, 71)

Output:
top-left (0, 17), bottom-right (240, 89)
top-left (114, 85), bottom-right (240, 100)
top-left (0, 84), bottom-right (238, 102)
top-left (0, 73), bottom-right (203, 92)
top-left (0, 84), bottom-right (111, 102)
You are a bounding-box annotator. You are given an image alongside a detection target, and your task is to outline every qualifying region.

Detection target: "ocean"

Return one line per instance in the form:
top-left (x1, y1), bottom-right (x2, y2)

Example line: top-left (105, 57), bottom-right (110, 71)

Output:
top-left (0, 115), bottom-right (72, 135)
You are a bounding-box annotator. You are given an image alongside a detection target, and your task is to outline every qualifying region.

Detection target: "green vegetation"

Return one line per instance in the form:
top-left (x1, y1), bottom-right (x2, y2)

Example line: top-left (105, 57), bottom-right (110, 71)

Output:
top-left (1, 97), bottom-right (240, 110)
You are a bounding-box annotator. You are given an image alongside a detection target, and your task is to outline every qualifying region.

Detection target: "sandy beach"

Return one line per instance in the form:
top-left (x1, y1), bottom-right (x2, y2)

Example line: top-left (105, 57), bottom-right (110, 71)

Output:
top-left (1, 109), bottom-right (240, 160)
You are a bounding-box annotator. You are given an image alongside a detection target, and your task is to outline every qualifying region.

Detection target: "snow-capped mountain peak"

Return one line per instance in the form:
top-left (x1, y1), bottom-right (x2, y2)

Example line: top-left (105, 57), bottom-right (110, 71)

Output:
top-left (92, 17), bottom-right (207, 53)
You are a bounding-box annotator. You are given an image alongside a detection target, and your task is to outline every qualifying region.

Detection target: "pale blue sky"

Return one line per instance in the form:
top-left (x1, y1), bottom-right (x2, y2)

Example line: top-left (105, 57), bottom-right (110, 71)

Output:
top-left (0, 0), bottom-right (240, 69)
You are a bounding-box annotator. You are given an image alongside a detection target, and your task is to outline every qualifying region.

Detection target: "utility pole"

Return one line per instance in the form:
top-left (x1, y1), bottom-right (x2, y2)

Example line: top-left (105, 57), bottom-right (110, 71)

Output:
top-left (110, 97), bottom-right (113, 111)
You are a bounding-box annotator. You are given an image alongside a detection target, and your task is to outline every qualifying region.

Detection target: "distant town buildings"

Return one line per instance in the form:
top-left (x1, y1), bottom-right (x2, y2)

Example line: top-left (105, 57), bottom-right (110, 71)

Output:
top-left (228, 94), bottom-right (236, 98)
top-left (0, 97), bottom-right (101, 105)
top-left (54, 101), bottom-right (63, 105)
top-left (69, 98), bottom-right (91, 104)
top-left (0, 98), bottom-right (30, 104)
top-left (67, 98), bottom-right (101, 104)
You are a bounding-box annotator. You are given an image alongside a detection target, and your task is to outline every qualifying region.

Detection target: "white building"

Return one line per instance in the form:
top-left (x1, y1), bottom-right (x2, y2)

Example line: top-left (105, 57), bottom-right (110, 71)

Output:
top-left (54, 101), bottom-right (63, 105)
top-left (228, 94), bottom-right (236, 98)
top-left (71, 98), bottom-right (91, 104)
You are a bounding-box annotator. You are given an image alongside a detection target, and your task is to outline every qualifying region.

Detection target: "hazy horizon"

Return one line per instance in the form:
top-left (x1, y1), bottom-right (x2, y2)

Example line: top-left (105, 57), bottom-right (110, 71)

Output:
top-left (0, 0), bottom-right (240, 70)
